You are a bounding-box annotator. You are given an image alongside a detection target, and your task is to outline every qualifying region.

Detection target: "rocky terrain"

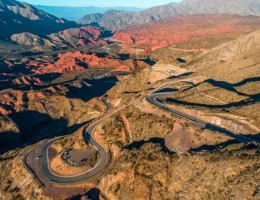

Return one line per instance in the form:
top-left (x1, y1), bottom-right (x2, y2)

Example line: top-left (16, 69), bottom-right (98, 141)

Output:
top-left (78, 0), bottom-right (260, 30)
top-left (0, 0), bottom-right (76, 40)
top-left (2, 50), bottom-right (259, 199)
top-left (0, 0), bottom-right (260, 199)
top-left (113, 14), bottom-right (260, 54)
top-left (26, 51), bottom-right (150, 74)
top-left (11, 26), bottom-right (109, 50)
top-left (168, 29), bottom-right (260, 128)
top-left (189, 29), bottom-right (260, 82)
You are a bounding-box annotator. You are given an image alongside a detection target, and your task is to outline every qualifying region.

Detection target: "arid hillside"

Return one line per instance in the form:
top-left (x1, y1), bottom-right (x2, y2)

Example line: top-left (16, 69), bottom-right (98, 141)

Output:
top-left (189, 29), bottom-right (260, 83)
top-left (10, 26), bottom-right (109, 50)
top-left (0, 1), bottom-right (260, 198)
top-left (163, 29), bottom-right (260, 130)
top-left (1, 29), bottom-right (259, 198)
top-left (113, 14), bottom-right (260, 53)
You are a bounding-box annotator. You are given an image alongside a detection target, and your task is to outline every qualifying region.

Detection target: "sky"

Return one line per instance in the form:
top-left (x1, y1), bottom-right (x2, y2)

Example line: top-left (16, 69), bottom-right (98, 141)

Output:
top-left (18, 0), bottom-right (182, 8)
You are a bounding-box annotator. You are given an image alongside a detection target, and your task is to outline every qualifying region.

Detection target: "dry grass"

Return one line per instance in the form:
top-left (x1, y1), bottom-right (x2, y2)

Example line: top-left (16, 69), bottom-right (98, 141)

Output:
top-left (100, 143), bottom-right (260, 200)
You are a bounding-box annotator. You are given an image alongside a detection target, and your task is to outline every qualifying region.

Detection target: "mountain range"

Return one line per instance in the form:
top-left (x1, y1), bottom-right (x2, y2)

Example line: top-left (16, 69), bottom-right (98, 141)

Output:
top-left (34, 5), bottom-right (143, 21)
top-left (78, 0), bottom-right (260, 30)
top-left (0, 0), bottom-right (75, 40)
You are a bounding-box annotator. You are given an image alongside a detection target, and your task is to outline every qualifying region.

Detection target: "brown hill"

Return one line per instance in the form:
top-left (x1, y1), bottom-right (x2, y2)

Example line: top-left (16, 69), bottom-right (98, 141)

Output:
top-left (11, 26), bottom-right (107, 50)
top-left (189, 29), bottom-right (260, 83)
top-left (164, 29), bottom-right (260, 131)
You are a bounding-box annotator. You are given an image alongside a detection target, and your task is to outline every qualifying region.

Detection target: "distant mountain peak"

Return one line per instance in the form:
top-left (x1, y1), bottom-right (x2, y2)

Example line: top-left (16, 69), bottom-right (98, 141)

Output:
top-left (78, 0), bottom-right (260, 30)
top-left (0, 0), bottom-right (76, 40)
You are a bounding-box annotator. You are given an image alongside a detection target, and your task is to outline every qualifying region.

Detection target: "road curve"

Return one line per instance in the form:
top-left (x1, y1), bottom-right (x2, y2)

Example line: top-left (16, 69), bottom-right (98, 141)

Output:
top-left (38, 98), bottom-right (113, 183)
top-left (26, 82), bottom-right (258, 184)
top-left (147, 83), bottom-right (258, 143)
top-left (38, 97), bottom-right (136, 183)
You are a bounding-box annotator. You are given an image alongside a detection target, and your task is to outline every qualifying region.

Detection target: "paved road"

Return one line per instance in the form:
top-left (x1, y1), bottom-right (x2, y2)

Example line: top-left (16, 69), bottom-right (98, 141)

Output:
top-left (26, 82), bottom-right (258, 184)
top-left (37, 97), bottom-right (136, 183)
top-left (40, 120), bottom-right (110, 183)
top-left (102, 96), bottom-right (113, 110)
top-left (38, 98), bottom-right (113, 183)
top-left (147, 83), bottom-right (258, 143)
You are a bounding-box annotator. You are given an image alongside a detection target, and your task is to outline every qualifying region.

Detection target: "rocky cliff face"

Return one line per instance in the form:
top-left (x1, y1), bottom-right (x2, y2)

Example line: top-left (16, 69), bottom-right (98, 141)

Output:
top-left (0, 0), bottom-right (76, 40)
top-left (78, 0), bottom-right (260, 30)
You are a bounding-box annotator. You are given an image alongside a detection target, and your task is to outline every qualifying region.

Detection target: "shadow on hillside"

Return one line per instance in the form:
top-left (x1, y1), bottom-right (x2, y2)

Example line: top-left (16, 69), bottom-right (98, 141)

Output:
top-left (101, 30), bottom-right (113, 38)
top-left (66, 76), bottom-right (118, 102)
top-left (0, 111), bottom-right (93, 155)
top-left (0, 72), bottom-right (62, 91)
top-left (191, 140), bottom-right (239, 152)
top-left (166, 93), bottom-right (260, 109)
top-left (169, 72), bottom-right (193, 79)
top-left (206, 79), bottom-right (249, 96)
top-left (69, 188), bottom-right (101, 200)
top-left (191, 139), bottom-right (259, 153)
top-left (124, 137), bottom-right (174, 154)
top-left (202, 77), bottom-right (260, 97)
top-left (0, 110), bottom-right (68, 155)
top-left (85, 188), bottom-right (101, 200)
top-left (205, 125), bottom-right (260, 143)
top-left (233, 77), bottom-right (260, 87)
top-left (0, 0), bottom-right (76, 40)
top-left (143, 58), bottom-right (157, 66)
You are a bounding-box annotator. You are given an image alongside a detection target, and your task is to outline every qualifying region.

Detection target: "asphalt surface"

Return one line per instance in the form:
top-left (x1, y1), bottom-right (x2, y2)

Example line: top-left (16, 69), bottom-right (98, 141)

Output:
top-left (39, 98), bottom-right (112, 183)
top-left (147, 84), bottom-right (258, 143)
top-left (27, 82), bottom-right (258, 184)
top-left (102, 96), bottom-right (113, 110)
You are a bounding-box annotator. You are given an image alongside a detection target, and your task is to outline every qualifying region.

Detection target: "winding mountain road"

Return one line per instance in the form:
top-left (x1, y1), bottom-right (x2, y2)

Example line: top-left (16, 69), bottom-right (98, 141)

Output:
top-left (37, 97), bottom-right (113, 183)
top-left (35, 97), bottom-right (138, 183)
top-left (40, 119), bottom-right (110, 183)
top-left (147, 82), bottom-right (258, 143)
top-left (26, 81), bottom-right (258, 185)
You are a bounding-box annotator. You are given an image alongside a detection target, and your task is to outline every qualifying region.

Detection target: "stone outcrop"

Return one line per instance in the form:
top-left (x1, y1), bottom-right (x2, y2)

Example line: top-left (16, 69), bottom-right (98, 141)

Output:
top-left (28, 51), bottom-right (149, 74)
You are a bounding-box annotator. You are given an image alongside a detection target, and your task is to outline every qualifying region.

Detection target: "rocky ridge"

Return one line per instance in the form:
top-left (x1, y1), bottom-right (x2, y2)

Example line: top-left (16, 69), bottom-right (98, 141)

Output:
top-left (11, 26), bottom-right (108, 50)
top-left (27, 51), bottom-right (150, 74)
top-left (78, 0), bottom-right (260, 30)
top-left (0, 0), bottom-right (76, 40)
top-left (113, 14), bottom-right (260, 53)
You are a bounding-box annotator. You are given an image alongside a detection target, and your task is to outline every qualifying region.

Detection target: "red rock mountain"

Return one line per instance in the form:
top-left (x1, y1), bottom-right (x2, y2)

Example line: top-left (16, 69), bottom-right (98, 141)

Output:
top-left (113, 14), bottom-right (260, 52)
top-left (27, 51), bottom-right (150, 74)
